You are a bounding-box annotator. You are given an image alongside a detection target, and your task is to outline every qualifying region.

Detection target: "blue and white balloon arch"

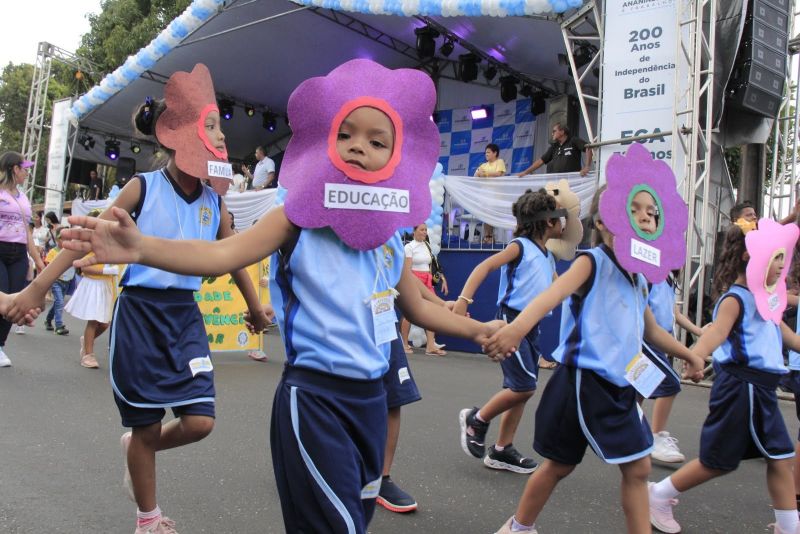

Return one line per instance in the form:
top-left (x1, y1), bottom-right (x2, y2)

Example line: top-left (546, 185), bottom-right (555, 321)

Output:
top-left (69, 0), bottom-right (585, 122)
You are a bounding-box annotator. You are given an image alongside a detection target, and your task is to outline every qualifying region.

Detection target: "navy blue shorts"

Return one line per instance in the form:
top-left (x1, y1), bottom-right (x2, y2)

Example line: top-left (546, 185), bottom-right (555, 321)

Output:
top-left (642, 341), bottom-right (681, 398)
top-left (699, 362), bottom-right (794, 471)
top-left (384, 336), bottom-right (421, 409)
top-left (534, 365), bottom-right (653, 465)
top-left (497, 306), bottom-right (539, 392)
top-left (110, 287), bottom-right (215, 426)
top-left (782, 370), bottom-right (800, 440)
top-left (271, 365), bottom-right (386, 534)
top-left (114, 397), bottom-right (215, 428)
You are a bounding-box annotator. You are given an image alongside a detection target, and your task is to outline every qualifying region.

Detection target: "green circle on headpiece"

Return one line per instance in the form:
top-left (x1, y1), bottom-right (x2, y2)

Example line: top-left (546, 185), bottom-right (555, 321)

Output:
top-left (627, 184), bottom-right (664, 241)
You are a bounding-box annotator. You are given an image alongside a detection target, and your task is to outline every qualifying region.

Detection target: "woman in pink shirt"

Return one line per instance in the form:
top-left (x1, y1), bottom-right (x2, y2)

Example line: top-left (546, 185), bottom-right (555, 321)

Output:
top-left (0, 152), bottom-right (45, 366)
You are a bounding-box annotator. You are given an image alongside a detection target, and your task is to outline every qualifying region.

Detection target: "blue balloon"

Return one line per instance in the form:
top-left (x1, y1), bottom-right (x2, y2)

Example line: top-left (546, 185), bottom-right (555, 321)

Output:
top-left (551, 0), bottom-right (568, 12)
top-left (568, 0), bottom-right (583, 6)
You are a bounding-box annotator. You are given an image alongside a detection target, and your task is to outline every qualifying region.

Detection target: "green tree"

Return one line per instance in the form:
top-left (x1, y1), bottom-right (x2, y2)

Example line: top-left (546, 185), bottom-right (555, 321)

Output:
top-left (78, 0), bottom-right (192, 73)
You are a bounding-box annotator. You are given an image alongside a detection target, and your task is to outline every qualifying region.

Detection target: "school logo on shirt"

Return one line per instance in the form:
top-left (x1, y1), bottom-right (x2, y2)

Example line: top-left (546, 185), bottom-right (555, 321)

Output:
top-left (381, 244), bottom-right (395, 268)
top-left (199, 207), bottom-right (213, 226)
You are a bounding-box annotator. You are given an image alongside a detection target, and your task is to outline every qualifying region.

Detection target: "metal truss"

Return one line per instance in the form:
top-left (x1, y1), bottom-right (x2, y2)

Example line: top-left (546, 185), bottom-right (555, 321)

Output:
top-left (766, 8), bottom-right (800, 221)
top-left (560, 1), bottom-right (602, 143)
top-left (672, 0), bottom-right (717, 328)
top-left (20, 42), bottom-right (100, 197)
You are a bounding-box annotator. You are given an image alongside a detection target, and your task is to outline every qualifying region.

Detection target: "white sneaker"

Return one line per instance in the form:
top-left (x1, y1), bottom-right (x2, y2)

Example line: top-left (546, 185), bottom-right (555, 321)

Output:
top-left (14, 325), bottom-right (25, 334)
top-left (0, 348), bottom-right (11, 367)
top-left (651, 431), bottom-right (685, 463)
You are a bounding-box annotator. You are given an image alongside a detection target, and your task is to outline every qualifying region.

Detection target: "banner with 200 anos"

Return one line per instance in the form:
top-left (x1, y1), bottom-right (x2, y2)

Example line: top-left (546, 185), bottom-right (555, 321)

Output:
top-left (194, 262), bottom-right (270, 352)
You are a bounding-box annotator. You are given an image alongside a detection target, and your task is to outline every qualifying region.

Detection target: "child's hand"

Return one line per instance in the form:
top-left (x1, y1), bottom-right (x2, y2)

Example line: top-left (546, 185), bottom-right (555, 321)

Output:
top-left (482, 322), bottom-right (524, 361)
top-left (452, 299), bottom-right (468, 316)
top-left (258, 277), bottom-right (268, 288)
top-left (682, 353), bottom-right (706, 383)
top-left (63, 207), bottom-right (143, 267)
top-left (245, 305), bottom-right (270, 334)
top-left (5, 288), bottom-right (45, 324)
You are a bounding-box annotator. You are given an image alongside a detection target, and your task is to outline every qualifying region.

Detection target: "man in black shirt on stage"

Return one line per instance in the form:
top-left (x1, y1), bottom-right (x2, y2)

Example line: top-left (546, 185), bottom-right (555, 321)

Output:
top-left (517, 122), bottom-right (592, 177)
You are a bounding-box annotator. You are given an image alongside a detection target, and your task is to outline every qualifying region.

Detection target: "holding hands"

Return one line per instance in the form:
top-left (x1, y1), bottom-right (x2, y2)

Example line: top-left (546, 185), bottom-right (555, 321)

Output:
top-left (480, 321), bottom-right (521, 362)
top-left (61, 207), bottom-right (144, 267)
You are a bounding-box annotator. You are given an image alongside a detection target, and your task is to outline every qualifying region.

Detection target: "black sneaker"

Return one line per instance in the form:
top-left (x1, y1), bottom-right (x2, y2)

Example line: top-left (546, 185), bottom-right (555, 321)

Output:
top-left (55, 325), bottom-right (69, 336)
top-left (376, 476), bottom-right (417, 513)
top-left (45, 321), bottom-right (53, 331)
top-left (483, 444), bottom-right (538, 474)
top-left (459, 407), bottom-right (489, 459)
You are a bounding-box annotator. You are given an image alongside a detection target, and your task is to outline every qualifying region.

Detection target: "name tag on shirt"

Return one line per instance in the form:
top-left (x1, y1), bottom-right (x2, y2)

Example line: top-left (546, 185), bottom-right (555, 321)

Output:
top-left (624, 352), bottom-right (666, 398)
top-left (371, 290), bottom-right (398, 345)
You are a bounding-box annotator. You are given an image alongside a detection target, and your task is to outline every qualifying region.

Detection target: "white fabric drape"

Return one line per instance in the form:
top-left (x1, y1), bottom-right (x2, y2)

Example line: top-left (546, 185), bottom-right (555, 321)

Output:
top-left (71, 189), bottom-right (278, 232)
top-left (443, 172), bottom-right (597, 229)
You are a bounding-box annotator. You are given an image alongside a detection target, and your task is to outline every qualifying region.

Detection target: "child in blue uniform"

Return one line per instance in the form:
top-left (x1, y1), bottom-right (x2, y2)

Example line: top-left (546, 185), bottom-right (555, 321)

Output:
top-left (7, 65), bottom-right (266, 534)
top-left (454, 189), bottom-right (564, 474)
top-left (484, 186), bottom-right (705, 534)
top-left (649, 223), bottom-right (800, 534)
top-left (58, 60), bottom-right (502, 534)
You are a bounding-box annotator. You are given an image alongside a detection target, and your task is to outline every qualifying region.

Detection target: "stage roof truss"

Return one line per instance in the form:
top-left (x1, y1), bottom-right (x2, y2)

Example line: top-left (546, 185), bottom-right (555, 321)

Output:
top-left (561, 1), bottom-right (602, 143)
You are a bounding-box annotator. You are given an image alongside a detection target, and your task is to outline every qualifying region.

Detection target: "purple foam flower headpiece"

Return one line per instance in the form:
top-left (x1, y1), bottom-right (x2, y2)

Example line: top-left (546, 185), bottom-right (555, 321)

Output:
top-left (280, 59), bottom-right (439, 250)
top-left (599, 143), bottom-right (688, 283)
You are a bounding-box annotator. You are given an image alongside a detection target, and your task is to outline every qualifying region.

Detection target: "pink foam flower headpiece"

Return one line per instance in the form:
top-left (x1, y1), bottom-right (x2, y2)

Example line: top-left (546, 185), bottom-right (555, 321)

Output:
top-left (279, 59), bottom-right (439, 250)
top-left (599, 143), bottom-right (689, 283)
top-left (745, 218), bottom-right (799, 323)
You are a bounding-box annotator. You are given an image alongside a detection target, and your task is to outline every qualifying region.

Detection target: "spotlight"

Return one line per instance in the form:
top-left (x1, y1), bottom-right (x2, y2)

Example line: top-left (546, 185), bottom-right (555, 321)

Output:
top-left (218, 98), bottom-right (234, 120)
top-left (79, 133), bottom-right (95, 151)
top-left (484, 64), bottom-right (498, 81)
top-left (520, 84), bottom-right (534, 98)
top-left (130, 142), bottom-right (141, 154)
top-left (470, 107), bottom-right (488, 120)
top-left (440, 38), bottom-right (455, 57)
top-left (262, 111), bottom-right (277, 132)
top-left (457, 53), bottom-right (479, 82)
top-left (531, 92), bottom-right (546, 116)
top-left (499, 75), bottom-right (518, 103)
top-left (105, 138), bottom-right (120, 161)
top-left (414, 26), bottom-right (440, 59)
top-left (573, 45), bottom-right (594, 68)
top-left (244, 105), bottom-right (256, 117)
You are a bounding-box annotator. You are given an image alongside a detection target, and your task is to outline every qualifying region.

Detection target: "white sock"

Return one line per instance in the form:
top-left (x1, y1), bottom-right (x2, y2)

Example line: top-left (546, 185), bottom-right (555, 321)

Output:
top-left (651, 477), bottom-right (680, 500)
top-left (494, 444), bottom-right (506, 451)
top-left (137, 506), bottom-right (161, 527)
top-left (774, 509), bottom-right (798, 533)
top-left (476, 411), bottom-right (487, 423)
top-left (510, 516), bottom-right (535, 532)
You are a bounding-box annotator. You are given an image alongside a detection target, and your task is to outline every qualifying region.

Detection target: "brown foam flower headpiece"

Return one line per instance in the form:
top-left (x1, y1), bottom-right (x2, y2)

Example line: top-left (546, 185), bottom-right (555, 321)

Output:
top-left (155, 64), bottom-right (231, 195)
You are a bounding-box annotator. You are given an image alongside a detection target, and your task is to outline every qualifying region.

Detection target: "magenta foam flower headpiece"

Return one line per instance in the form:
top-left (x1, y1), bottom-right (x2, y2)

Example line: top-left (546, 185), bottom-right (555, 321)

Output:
top-left (279, 59), bottom-right (439, 250)
top-left (745, 218), bottom-right (799, 323)
top-left (599, 143), bottom-right (688, 283)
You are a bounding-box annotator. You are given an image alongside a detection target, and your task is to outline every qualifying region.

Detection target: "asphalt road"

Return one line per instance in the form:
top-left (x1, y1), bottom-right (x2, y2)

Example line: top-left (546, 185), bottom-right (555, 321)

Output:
top-left (0, 314), bottom-right (795, 533)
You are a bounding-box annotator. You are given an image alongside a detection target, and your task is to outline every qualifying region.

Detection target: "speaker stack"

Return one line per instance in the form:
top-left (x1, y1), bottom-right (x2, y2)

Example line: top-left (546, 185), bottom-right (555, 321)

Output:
top-left (726, 0), bottom-right (790, 118)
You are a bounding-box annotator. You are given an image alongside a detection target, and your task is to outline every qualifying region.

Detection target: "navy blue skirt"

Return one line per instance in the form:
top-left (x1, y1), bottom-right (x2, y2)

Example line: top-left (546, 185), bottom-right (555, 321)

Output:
top-left (109, 287), bottom-right (215, 408)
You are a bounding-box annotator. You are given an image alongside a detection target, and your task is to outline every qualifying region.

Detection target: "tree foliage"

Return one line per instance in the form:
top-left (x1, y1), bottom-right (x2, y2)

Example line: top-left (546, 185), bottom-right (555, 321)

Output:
top-left (78, 0), bottom-right (192, 73)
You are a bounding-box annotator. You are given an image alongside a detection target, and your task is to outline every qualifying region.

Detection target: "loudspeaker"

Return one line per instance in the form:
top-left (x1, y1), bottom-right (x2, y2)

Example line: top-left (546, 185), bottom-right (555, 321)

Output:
top-left (726, 0), bottom-right (789, 118)
top-left (547, 95), bottom-right (579, 138)
top-left (115, 157), bottom-right (136, 182)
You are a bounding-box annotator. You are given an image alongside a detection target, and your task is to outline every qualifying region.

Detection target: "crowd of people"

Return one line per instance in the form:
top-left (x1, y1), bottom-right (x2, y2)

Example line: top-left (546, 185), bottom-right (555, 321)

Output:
top-left (1, 58), bottom-right (800, 534)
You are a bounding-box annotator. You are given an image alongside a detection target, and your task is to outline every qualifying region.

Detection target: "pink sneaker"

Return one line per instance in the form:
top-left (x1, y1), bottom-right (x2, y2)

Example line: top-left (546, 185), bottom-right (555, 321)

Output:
top-left (649, 482), bottom-right (681, 533)
top-left (770, 523), bottom-right (800, 534)
top-left (247, 350), bottom-right (268, 362)
top-left (494, 516), bottom-right (538, 533)
top-left (121, 432), bottom-right (135, 502)
top-left (134, 516), bottom-right (178, 534)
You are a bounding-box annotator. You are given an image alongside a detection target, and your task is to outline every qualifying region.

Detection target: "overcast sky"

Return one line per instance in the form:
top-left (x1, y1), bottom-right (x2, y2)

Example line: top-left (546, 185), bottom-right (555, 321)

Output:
top-left (2, 0), bottom-right (102, 67)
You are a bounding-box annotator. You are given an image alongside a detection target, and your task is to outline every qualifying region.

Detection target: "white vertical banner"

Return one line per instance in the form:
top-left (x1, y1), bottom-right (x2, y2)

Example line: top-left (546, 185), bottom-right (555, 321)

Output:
top-left (44, 98), bottom-right (72, 219)
top-left (599, 0), bottom-right (677, 182)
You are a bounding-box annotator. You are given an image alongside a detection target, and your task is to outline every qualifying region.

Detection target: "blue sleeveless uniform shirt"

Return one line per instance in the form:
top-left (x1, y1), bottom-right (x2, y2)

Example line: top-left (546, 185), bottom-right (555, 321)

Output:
top-left (552, 245), bottom-right (649, 387)
top-left (790, 319), bottom-right (800, 371)
top-left (120, 169), bottom-right (220, 291)
top-left (270, 228), bottom-right (405, 380)
top-left (497, 237), bottom-right (556, 312)
top-left (648, 280), bottom-right (675, 333)
top-left (712, 285), bottom-right (786, 375)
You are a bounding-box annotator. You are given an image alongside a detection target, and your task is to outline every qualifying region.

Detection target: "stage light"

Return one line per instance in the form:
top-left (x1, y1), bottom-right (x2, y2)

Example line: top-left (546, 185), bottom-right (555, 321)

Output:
top-left (500, 75), bottom-right (518, 103)
top-left (218, 98), bottom-right (234, 120)
top-left (105, 138), bottom-right (120, 161)
top-left (484, 64), bottom-right (498, 81)
top-left (262, 110), bottom-right (277, 132)
top-left (130, 142), bottom-right (141, 154)
top-left (244, 105), bottom-right (256, 117)
top-left (470, 107), bottom-right (488, 120)
top-left (520, 84), bottom-right (534, 98)
top-left (414, 26), bottom-right (439, 59)
top-left (457, 53), bottom-right (479, 82)
top-left (573, 45), bottom-right (594, 68)
top-left (440, 38), bottom-right (455, 57)
top-left (79, 133), bottom-right (95, 151)
top-left (531, 92), bottom-right (546, 116)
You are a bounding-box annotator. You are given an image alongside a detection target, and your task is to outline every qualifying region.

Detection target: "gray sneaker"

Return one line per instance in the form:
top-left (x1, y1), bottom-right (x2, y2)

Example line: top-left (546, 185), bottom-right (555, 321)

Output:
top-left (459, 407), bottom-right (489, 459)
top-left (483, 444), bottom-right (538, 474)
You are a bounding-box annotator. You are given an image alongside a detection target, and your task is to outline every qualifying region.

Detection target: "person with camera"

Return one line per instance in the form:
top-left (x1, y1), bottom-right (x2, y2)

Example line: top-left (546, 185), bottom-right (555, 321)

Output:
top-left (400, 223), bottom-right (448, 356)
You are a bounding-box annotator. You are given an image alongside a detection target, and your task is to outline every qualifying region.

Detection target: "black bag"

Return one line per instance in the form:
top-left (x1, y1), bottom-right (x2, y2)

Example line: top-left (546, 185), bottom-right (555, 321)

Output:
top-left (424, 241), bottom-right (443, 285)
